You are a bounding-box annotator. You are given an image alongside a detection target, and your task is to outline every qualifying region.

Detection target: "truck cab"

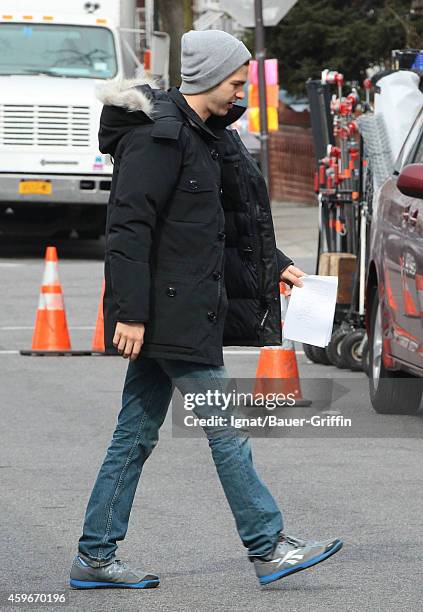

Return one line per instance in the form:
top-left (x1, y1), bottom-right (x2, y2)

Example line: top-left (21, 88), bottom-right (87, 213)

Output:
top-left (0, 3), bottom-right (133, 238)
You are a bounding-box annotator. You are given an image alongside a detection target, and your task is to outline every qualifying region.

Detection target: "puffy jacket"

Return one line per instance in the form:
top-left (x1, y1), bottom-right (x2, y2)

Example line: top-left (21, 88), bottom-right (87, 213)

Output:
top-left (98, 80), bottom-right (293, 365)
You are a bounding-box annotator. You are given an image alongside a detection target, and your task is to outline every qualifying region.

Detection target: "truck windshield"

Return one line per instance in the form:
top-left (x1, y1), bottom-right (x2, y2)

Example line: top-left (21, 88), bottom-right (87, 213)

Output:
top-left (0, 23), bottom-right (117, 79)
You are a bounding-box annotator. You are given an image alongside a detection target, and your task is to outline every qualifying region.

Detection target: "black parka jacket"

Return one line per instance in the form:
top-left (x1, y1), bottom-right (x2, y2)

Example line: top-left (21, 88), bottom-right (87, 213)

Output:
top-left (98, 81), bottom-right (293, 365)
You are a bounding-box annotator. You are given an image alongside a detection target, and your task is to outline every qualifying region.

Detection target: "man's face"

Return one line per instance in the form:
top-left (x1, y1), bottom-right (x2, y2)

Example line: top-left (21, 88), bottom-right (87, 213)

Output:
top-left (205, 64), bottom-right (248, 117)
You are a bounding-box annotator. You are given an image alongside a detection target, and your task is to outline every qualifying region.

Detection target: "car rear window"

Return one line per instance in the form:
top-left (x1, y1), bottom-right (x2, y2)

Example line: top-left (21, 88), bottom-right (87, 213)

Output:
top-left (412, 127), bottom-right (423, 163)
top-left (394, 106), bottom-right (423, 172)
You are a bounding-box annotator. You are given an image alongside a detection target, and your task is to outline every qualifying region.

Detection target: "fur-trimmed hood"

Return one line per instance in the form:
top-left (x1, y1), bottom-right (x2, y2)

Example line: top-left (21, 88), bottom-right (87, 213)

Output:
top-left (97, 77), bottom-right (164, 156)
top-left (97, 76), bottom-right (159, 117)
top-left (97, 77), bottom-right (247, 157)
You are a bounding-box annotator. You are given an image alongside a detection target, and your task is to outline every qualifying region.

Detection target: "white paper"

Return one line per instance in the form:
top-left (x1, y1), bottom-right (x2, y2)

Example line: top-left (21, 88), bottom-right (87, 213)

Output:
top-left (283, 275), bottom-right (338, 348)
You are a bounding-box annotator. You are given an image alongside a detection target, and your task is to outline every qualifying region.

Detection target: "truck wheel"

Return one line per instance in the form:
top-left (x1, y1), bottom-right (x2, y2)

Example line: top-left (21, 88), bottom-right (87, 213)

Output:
top-left (326, 327), bottom-right (349, 368)
top-left (309, 345), bottom-right (332, 365)
top-left (368, 291), bottom-right (422, 414)
top-left (340, 329), bottom-right (367, 372)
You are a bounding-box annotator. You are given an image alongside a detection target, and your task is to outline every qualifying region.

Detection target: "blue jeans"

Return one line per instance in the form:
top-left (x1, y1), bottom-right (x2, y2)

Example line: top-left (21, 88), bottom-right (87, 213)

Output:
top-left (78, 356), bottom-right (283, 563)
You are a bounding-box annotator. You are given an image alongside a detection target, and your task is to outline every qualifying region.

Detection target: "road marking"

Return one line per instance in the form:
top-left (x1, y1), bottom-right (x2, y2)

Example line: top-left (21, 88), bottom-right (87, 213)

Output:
top-left (224, 349), bottom-right (305, 355)
top-left (224, 350), bottom-right (260, 354)
top-left (1, 326), bottom-right (95, 330)
top-left (0, 263), bottom-right (23, 267)
top-left (0, 347), bottom-right (305, 355)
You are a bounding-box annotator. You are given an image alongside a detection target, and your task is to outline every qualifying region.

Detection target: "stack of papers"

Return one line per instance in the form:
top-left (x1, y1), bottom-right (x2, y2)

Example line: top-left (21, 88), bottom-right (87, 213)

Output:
top-left (283, 275), bottom-right (338, 348)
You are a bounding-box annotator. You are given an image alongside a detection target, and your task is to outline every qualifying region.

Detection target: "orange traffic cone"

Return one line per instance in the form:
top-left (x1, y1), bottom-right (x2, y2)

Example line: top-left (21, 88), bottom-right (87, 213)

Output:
top-left (92, 280), bottom-right (106, 353)
top-left (29, 246), bottom-right (72, 353)
top-left (253, 283), bottom-right (311, 407)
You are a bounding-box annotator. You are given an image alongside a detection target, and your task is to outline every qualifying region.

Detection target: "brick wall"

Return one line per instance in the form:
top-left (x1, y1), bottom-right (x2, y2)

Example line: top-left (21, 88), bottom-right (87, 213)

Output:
top-left (269, 126), bottom-right (316, 204)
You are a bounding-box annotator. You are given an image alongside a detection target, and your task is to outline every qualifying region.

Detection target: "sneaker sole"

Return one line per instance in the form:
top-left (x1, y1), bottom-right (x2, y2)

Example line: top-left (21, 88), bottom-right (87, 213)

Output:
top-left (259, 539), bottom-right (343, 585)
top-left (69, 578), bottom-right (160, 589)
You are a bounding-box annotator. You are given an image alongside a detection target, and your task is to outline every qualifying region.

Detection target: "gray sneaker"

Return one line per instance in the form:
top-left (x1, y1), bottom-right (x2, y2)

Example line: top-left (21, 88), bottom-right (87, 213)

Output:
top-left (69, 553), bottom-right (160, 589)
top-left (252, 533), bottom-right (343, 585)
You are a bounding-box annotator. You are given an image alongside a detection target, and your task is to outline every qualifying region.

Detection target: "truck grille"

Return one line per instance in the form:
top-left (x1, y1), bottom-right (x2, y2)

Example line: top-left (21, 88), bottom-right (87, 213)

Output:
top-left (0, 104), bottom-right (91, 147)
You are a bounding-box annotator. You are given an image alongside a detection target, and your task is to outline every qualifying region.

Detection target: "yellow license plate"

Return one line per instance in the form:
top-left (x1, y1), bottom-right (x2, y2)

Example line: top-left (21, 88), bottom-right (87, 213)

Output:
top-left (19, 181), bottom-right (52, 195)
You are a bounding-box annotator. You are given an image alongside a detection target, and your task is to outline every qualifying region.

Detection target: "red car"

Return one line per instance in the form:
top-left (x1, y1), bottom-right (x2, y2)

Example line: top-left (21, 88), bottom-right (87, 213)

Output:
top-left (366, 108), bottom-right (423, 414)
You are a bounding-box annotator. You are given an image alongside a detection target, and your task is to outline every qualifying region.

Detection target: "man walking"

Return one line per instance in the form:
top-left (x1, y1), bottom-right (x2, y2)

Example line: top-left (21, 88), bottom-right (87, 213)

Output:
top-left (70, 30), bottom-right (342, 589)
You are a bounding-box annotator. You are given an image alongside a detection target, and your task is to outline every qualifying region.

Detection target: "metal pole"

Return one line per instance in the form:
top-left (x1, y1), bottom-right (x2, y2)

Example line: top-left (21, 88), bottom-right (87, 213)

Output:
top-left (254, 0), bottom-right (269, 187)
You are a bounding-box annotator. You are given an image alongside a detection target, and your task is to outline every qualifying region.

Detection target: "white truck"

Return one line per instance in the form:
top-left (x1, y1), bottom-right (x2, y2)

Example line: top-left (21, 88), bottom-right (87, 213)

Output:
top-left (0, 0), bottom-right (140, 238)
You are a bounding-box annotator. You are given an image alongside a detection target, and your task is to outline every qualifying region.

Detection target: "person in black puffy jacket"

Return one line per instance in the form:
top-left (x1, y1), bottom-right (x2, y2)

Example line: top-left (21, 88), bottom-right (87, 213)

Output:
top-left (70, 30), bottom-right (342, 591)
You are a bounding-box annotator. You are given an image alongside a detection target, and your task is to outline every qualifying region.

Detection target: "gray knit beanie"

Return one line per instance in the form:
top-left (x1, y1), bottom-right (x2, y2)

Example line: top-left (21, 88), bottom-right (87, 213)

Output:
top-left (179, 30), bottom-right (251, 94)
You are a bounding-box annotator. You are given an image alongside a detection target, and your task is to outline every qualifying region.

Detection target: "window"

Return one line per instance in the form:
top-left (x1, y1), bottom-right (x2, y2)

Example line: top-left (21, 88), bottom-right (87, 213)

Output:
top-left (0, 23), bottom-right (117, 79)
top-left (411, 125), bottom-right (423, 163)
top-left (393, 106), bottom-right (423, 172)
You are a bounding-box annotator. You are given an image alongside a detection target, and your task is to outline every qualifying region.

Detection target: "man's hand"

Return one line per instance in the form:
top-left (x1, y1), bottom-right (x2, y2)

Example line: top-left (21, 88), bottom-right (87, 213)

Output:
top-left (113, 322), bottom-right (145, 361)
top-left (280, 265), bottom-right (307, 296)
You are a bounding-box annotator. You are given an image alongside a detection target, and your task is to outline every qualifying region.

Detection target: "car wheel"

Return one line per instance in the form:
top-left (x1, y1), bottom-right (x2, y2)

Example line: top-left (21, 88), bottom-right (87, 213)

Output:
top-left (368, 291), bottom-right (422, 414)
top-left (340, 329), bottom-right (367, 372)
top-left (326, 327), bottom-right (349, 368)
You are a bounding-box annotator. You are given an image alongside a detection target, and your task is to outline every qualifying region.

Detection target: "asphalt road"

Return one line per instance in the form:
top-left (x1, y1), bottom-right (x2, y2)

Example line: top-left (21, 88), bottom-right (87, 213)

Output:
top-left (1, 226), bottom-right (422, 612)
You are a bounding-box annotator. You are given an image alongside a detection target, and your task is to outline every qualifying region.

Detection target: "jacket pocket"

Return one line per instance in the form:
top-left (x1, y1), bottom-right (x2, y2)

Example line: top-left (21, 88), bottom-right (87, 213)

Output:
top-left (168, 170), bottom-right (217, 223)
top-left (145, 274), bottom-right (208, 350)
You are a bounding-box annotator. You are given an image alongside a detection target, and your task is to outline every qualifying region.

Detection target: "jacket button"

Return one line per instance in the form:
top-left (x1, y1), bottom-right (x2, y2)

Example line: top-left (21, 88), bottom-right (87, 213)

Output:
top-left (218, 231), bottom-right (226, 241)
top-left (210, 149), bottom-right (219, 160)
top-left (243, 246), bottom-right (253, 259)
top-left (166, 287), bottom-right (176, 297)
top-left (208, 311), bottom-right (217, 322)
top-left (189, 179), bottom-right (199, 191)
top-left (213, 271), bottom-right (222, 280)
